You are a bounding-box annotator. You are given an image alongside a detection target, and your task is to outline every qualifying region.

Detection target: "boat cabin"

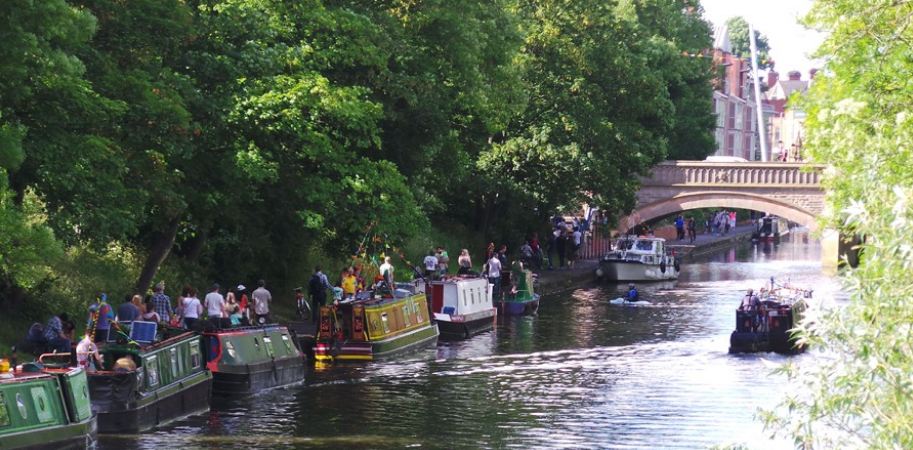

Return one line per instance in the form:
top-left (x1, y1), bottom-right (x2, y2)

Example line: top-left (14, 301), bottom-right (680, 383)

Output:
top-left (86, 322), bottom-right (211, 433)
top-left (0, 368), bottom-right (95, 449)
top-left (429, 278), bottom-right (492, 318)
top-left (610, 237), bottom-right (669, 263)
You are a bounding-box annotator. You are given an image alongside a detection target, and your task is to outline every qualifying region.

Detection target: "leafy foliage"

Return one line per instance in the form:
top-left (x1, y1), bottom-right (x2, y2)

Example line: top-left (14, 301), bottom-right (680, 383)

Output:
top-left (0, 0), bottom-right (715, 321)
top-left (725, 16), bottom-right (771, 70)
top-left (761, 1), bottom-right (913, 448)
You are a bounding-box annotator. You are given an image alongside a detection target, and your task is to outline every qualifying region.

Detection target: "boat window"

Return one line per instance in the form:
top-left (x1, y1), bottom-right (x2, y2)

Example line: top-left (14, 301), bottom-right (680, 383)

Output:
top-left (380, 313), bottom-right (390, 333)
top-left (15, 393), bottom-right (27, 420)
top-left (281, 334), bottom-right (293, 353)
top-left (402, 306), bottom-right (411, 327)
top-left (635, 240), bottom-right (653, 251)
top-left (0, 392), bottom-right (8, 427)
top-left (190, 340), bottom-right (201, 368)
top-left (30, 387), bottom-right (53, 423)
top-left (463, 290), bottom-right (467, 306)
top-left (146, 355), bottom-right (159, 388)
top-left (170, 348), bottom-right (179, 378)
top-left (263, 337), bottom-right (274, 357)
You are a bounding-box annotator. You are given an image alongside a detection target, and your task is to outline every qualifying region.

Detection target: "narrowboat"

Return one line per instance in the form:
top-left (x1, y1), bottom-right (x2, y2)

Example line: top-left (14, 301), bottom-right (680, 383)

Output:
top-left (0, 366), bottom-right (96, 449)
top-left (88, 322), bottom-right (212, 433)
top-left (203, 325), bottom-right (305, 395)
top-left (729, 284), bottom-right (810, 354)
top-left (314, 283), bottom-right (439, 363)
top-left (499, 262), bottom-right (540, 315)
top-left (751, 215), bottom-right (789, 243)
top-left (428, 277), bottom-right (496, 339)
top-left (595, 236), bottom-right (679, 281)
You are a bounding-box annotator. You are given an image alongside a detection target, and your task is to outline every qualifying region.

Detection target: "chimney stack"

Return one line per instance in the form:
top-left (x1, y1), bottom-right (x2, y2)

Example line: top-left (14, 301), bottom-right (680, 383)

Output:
top-left (788, 70), bottom-right (801, 81)
top-left (767, 70), bottom-right (779, 88)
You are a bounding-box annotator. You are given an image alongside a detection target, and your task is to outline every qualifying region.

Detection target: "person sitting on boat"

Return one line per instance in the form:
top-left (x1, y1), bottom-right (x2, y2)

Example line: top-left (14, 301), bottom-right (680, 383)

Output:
top-left (626, 283), bottom-right (639, 303)
top-left (228, 301), bottom-right (243, 327)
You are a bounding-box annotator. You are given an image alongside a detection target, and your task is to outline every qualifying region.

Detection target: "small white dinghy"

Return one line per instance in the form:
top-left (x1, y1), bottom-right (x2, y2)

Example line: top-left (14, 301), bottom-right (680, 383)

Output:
top-left (608, 297), bottom-right (652, 306)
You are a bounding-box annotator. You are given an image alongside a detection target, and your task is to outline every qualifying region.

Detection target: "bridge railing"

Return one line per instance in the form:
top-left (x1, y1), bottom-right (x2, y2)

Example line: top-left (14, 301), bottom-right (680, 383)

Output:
top-left (642, 161), bottom-right (824, 187)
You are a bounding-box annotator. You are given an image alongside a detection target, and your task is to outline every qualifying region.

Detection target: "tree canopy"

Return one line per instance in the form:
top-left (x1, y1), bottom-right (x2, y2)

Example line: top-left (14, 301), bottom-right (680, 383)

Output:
top-left (0, 0), bottom-right (716, 313)
top-left (725, 16), bottom-right (771, 70)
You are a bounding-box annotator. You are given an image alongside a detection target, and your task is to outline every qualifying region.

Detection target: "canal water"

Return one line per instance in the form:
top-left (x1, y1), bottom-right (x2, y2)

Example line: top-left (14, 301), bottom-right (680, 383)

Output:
top-left (100, 231), bottom-right (838, 449)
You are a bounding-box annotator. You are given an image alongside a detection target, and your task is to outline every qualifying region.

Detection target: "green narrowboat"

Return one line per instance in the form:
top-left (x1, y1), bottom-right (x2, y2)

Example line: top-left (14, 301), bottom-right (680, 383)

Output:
top-left (203, 325), bottom-right (306, 395)
top-left (314, 286), bottom-right (439, 363)
top-left (89, 325), bottom-right (211, 433)
top-left (0, 367), bottom-right (96, 449)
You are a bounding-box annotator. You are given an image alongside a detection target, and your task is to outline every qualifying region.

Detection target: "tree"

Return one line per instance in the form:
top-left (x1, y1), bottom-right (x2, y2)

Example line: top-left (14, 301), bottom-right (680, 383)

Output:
top-left (761, 1), bottom-right (913, 448)
top-left (725, 16), bottom-right (771, 69)
top-left (476, 0), bottom-right (715, 230)
top-left (0, 0), bottom-right (119, 303)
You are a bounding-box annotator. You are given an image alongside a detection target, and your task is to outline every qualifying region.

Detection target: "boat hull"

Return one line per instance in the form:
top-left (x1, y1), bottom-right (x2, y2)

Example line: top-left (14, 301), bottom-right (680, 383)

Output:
top-left (499, 295), bottom-right (540, 316)
top-left (0, 415), bottom-right (97, 450)
top-left (437, 310), bottom-right (496, 340)
top-left (314, 323), bottom-right (439, 363)
top-left (729, 331), bottom-right (805, 354)
top-left (598, 260), bottom-right (678, 281)
top-left (205, 325), bottom-right (307, 395)
top-left (211, 356), bottom-right (305, 395)
top-left (92, 370), bottom-right (212, 434)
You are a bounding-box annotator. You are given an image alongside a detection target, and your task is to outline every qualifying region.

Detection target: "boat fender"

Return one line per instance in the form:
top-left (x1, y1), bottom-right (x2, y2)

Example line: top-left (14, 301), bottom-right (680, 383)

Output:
top-left (595, 267), bottom-right (604, 278)
top-left (673, 260), bottom-right (680, 272)
top-left (660, 260), bottom-right (666, 274)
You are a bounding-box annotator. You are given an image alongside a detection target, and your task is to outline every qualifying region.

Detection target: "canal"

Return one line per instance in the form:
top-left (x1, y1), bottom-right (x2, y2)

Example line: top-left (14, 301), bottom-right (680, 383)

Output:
top-left (100, 231), bottom-right (838, 449)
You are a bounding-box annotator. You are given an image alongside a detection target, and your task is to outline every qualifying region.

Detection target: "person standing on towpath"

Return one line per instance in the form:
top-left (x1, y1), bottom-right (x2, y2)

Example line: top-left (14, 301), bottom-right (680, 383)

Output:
top-left (252, 279), bottom-right (272, 324)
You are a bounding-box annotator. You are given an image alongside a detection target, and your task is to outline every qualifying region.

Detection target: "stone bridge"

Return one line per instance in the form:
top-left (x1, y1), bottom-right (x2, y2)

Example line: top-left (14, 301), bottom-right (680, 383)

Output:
top-left (614, 160), bottom-right (849, 268)
top-left (617, 161), bottom-right (826, 233)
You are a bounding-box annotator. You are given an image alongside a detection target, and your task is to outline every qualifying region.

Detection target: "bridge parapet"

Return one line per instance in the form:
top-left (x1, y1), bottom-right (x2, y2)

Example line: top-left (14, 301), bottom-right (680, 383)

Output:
top-left (642, 161), bottom-right (825, 188)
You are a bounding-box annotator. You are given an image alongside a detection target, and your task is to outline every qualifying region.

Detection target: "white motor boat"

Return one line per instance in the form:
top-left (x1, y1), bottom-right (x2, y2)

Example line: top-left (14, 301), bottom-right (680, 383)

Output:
top-left (595, 236), bottom-right (680, 281)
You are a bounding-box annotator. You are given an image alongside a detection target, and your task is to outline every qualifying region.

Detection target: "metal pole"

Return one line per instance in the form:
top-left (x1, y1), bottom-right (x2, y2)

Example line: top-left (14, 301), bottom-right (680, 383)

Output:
top-left (749, 23), bottom-right (769, 162)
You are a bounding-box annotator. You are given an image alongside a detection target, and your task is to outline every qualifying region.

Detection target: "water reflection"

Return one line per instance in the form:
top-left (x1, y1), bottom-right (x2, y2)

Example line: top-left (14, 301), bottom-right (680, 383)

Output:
top-left (99, 231), bottom-right (834, 450)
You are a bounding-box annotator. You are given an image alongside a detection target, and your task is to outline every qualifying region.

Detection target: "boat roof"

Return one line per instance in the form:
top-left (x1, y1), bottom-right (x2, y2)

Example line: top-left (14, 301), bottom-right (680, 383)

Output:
top-left (0, 371), bottom-right (55, 385)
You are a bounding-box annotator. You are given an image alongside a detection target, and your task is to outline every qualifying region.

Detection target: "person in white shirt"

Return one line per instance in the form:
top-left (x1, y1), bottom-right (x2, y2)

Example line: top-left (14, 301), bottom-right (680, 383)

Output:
top-left (423, 251), bottom-right (438, 279)
top-left (378, 256), bottom-right (394, 287)
top-left (204, 283), bottom-right (225, 328)
top-left (181, 286), bottom-right (203, 329)
top-left (251, 279), bottom-right (272, 324)
top-left (487, 254), bottom-right (502, 301)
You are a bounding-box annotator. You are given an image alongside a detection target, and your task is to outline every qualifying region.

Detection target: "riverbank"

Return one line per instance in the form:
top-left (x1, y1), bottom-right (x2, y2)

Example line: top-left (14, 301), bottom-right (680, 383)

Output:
top-left (535, 225), bottom-right (756, 295)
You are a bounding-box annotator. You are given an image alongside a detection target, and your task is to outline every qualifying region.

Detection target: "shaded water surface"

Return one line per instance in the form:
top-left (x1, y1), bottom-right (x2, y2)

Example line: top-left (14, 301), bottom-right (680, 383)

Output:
top-left (99, 232), bottom-right (837, 449)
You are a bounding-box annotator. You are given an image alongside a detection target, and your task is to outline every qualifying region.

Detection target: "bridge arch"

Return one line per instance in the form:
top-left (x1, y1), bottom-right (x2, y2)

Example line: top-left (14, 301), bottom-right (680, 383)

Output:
top-left (615, 191), bottom-right (819, 235)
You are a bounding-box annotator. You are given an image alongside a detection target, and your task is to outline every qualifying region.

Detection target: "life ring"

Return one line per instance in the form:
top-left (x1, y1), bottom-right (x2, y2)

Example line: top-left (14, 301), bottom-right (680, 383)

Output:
top-left (660, 260), bottom-right (667, 274)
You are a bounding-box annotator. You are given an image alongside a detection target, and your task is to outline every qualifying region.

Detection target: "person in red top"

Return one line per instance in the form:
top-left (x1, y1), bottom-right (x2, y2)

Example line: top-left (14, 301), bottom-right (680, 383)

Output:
top-left (530, 232), bottom-right (542, 270)
top-left (236, 284), bottom-right (250, 325)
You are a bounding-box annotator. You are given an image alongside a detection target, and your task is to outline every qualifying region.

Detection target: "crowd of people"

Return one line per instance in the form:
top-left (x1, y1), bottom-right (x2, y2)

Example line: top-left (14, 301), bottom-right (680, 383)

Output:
top-left (24, 279), bottom-right (275, 353)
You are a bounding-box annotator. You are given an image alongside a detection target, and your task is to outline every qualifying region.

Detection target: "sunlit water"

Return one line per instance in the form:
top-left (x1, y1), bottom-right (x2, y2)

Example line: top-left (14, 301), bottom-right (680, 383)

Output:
top-left (98, 231), bottom-right (838, 449)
